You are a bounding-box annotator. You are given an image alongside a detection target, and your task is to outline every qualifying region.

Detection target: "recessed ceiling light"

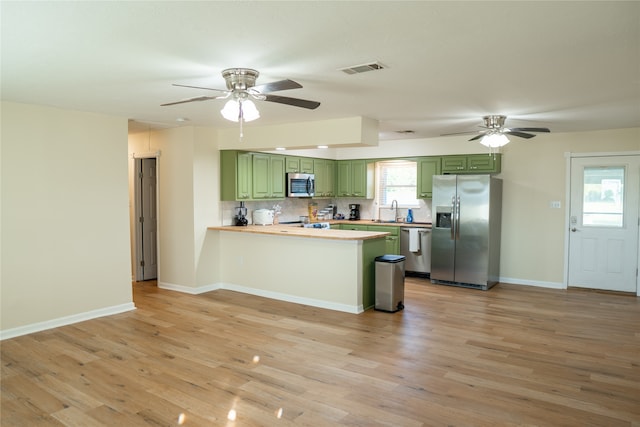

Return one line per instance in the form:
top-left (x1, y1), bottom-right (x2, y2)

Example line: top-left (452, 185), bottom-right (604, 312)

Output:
top-left (317, 145), bottom-right (328, 149)
top-left (275, 147), bottom-right (286, 151)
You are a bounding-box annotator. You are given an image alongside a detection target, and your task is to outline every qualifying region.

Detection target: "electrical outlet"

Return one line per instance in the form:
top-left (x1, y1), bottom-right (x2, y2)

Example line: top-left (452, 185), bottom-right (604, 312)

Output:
top-left (550, 201), bottom-right (561, 209)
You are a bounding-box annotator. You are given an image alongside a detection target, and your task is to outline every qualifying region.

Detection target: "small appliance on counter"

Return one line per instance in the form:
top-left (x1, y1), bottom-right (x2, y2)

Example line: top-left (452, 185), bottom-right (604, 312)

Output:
top-left (349, 204), bottom-right (360, 221)
top-left (302, 222), bottom-right (331, 229)
top-left (234, 202), bottom-right (248, 226)
top-left (253, 209), bottom-right (274, 225)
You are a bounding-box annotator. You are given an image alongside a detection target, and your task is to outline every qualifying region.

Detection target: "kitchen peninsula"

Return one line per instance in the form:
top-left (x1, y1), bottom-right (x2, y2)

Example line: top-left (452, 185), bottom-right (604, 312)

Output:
top-left (208, 224), bottom-right (388, 313)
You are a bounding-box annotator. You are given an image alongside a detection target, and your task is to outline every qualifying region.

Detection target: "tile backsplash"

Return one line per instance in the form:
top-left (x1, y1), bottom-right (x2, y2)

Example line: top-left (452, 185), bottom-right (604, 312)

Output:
top-left (222, 198), bottom-right (432, 225)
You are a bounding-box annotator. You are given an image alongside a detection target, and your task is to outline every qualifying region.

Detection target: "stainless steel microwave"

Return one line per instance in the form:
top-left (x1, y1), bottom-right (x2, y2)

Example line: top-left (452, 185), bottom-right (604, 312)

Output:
top-left (287, 173), bottom-right (315, 197)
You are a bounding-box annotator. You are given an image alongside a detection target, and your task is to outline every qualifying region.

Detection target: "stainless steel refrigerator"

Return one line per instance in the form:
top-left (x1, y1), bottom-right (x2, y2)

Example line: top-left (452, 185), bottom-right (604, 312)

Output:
top-left (431, 175), bottom-right (502, 290)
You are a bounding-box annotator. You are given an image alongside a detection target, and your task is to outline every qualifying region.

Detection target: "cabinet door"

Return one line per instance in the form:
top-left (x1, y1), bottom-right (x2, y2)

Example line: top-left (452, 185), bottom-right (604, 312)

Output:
top-left (236, 152), bottom-right (253, 200)
top-left (285, 156), bottom-right (300, 173)
top-left (270, 155), bottom-right (285, 198)
top-left (300, 158), bottom-right (314, 173)
top-left (313, 159), bottom-right (327, 197)
top-left (351, 160), bottom-right (366, 197)
top-left (325, 160), bottom-right (335, 197)
top-left (337, 161), bottom-right (352, 196)
top-left (441, 156), bottom-right (467, 173)
top-left (417, 157), bottom-right (441, 199)
top-left (252, 153), bottom-right (271, 199)
top-left (367, 225), bottom-right (400, 255)
top-left (220, 150), bottom-right (252, 201)
top-left (467, 154), bottom-right (501, 173)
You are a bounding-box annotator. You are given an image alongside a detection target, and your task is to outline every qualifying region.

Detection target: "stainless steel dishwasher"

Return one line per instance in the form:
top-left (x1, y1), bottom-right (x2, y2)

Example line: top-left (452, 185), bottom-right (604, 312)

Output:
top-left (400, 228), bottom-right (431, 276)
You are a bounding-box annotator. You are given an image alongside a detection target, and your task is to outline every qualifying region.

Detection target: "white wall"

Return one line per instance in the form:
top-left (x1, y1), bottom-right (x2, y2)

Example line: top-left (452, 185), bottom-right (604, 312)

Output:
top-left (128, 126), bottom-right (220, 291)
top-left (1, 102), bottom-right (133, 335)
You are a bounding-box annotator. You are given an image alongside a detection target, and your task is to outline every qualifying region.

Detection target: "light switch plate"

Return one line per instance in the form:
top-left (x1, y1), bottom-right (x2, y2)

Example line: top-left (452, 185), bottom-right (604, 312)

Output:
top-left (550, 201), bottom-right (561, 209)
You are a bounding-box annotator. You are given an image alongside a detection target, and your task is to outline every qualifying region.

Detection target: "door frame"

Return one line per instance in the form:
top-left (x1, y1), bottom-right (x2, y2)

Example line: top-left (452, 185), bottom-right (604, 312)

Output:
top-left (563, 151), bottom-right (640, 296)
top-left (133, 151), bottom-right (160, 282)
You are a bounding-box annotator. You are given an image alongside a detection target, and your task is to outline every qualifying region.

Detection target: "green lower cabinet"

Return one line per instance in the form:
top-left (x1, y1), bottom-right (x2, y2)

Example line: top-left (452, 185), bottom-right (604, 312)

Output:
top-left (361, 236), bottom-right (387, 311)
top-left (366, 225), bottom-right (400, 255)
top-left (340, 224), bottom-right (369, 231)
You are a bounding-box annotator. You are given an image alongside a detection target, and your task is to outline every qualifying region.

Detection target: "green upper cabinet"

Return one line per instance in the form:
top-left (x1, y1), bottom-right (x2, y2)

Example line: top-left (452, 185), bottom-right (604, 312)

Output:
top-left (441, 154), bottom-right (501, 174)
top-left (252, 153), bottom-right (285, 199)
top-left (313, 158), bottom-right (335, 198)
top-left (336, 160), bottom-right (373, 198)
top-left (416, 157), bottom-right (441, 199)
top-left (220, 150), bottom-right (252, 201)
top-left (285, 156), bottom-right (314, 174)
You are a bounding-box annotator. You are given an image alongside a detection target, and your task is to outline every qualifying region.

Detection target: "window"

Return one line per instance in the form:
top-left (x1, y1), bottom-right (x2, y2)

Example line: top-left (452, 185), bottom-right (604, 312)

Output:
top-left (376, 160), bottom-right (419, 207)
top-left (583, 166), bottom-right (624, 227)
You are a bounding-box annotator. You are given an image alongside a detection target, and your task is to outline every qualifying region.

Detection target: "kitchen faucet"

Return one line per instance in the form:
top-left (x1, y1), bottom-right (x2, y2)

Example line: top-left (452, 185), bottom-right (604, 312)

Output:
top-left (390, 199), bottom-right (399, 222)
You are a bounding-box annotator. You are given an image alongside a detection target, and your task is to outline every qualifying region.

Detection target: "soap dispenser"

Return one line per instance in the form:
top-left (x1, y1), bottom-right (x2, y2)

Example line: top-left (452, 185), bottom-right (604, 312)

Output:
top-left (406, 209), bottom-right (413, 223)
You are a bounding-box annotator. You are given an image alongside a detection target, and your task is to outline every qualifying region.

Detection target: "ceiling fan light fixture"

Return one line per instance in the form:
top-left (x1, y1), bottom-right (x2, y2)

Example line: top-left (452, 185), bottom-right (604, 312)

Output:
top-left (480, 132), bottom-right (510, 148)
top-left (220, 99), bottom-right (260, 122)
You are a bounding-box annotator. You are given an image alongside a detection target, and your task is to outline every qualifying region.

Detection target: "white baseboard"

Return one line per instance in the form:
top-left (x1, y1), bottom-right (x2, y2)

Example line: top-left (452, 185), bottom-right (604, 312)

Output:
top-left (158, 280), bottom-right (361, 313)
top-left (220, 282), bottom-right (362, 314)
top-left (0, 302), bottom-right (136, 341)
top-left (499, 276), bottom-right (565, 289)
top-left (157, 281), bottom-right (221, 294)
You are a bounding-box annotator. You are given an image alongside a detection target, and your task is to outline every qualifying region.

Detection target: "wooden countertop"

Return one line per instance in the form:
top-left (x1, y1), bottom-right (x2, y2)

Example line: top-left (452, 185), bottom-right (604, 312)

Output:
top-left (208, 224), bottom-right (389, 241)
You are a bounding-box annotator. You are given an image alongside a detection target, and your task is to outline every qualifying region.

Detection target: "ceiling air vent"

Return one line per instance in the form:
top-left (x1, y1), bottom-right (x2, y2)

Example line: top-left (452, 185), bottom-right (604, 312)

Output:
top-left (339, 61), bottom-right (386, 75)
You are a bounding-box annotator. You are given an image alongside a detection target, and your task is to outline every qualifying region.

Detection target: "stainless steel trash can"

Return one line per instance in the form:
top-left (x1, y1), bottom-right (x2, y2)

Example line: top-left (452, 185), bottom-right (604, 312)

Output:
top-left (375, 254), bottom-right (406, 312)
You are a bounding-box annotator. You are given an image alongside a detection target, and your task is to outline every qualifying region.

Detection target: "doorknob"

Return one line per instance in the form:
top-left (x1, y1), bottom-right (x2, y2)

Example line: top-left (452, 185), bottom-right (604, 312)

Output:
top-left (571, 227), bottom-right (578, 232)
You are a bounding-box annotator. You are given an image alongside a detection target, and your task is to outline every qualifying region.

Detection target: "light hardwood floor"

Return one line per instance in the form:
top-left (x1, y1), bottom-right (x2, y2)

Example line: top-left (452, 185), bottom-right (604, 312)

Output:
top-left (2, 278), bottom-right (639, 426)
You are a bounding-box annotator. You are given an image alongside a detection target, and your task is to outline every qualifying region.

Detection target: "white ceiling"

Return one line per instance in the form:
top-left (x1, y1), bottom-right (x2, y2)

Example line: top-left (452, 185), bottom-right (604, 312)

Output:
top-left (2, 1), bottom-right (639, 141)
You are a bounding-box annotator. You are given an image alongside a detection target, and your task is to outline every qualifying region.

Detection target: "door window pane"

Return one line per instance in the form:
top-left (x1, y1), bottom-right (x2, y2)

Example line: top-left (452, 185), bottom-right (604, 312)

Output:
top-left (583, 166), bottom-right (624, 227)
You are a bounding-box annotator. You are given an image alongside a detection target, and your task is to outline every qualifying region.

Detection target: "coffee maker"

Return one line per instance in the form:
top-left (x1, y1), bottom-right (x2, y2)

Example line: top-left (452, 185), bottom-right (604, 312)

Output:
top-left (349, 204), bottom-right (360, 221)
top-left (234, 202), bottom-right (248, 226)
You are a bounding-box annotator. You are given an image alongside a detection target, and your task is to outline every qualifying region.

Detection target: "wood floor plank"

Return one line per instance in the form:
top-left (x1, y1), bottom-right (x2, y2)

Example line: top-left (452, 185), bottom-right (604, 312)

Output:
top-left (2, 278), bottom-right (639, 426)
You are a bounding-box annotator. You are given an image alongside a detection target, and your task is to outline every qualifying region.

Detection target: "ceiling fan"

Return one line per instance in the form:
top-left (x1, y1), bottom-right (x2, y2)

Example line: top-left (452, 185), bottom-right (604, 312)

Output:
top-left (161, 68), bottom-right (320, 122)
top-left (444, 115), bottom-right (550, 148)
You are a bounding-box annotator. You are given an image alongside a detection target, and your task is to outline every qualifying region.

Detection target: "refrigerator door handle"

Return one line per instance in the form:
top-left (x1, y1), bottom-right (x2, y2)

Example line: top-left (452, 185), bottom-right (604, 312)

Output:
top-left (450, 196), bottom-right (456, 240)
top-left (455, 196), bottom-right (461, 240)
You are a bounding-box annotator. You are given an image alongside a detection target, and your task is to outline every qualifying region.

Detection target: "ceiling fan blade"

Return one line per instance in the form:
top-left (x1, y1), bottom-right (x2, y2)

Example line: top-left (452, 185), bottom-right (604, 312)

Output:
top-left (160, 95), bottom-right (220, 106)
top-left (441, 130), bottom-right (483, 136)
top-left (468, 134), bottom-right (485, 141)
top-left (264, 94), bottom-right (320, 110)
top-left (509, 127), bottom-right (551, 133)
top-left (253, 79), bottom-right (303, 94)
top-left (506, 131), bottom-right (536, 139)
top-left (171, 83), bottom-right (228, 93)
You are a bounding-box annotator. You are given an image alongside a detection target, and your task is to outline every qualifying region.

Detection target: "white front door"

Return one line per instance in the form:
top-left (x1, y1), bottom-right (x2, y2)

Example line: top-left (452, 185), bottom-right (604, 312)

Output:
top-left (568, 155), bottom-right (639, 293)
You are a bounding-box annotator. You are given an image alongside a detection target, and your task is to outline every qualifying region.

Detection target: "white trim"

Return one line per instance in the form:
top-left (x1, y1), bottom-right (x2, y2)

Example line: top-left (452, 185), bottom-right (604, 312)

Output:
top-left (563, 153), bottom-right (572, 289)
top-left (158, 281), bottom-right (362, 313)
top-left (499, 277), bottom-right (564, 289)
top-left (158, 281), bottom-right (221, 294)
top-left (566, 150), bottom-right (640, 158)
top-left (132, 150), bottom-right (161, 159)
top-left (0, 303), bottom-right (136, 341)
top-left (221, 282), bottom-right (363, 314)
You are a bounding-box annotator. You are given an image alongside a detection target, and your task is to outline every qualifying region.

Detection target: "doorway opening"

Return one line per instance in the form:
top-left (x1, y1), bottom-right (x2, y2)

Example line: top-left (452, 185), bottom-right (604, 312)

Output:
top-left (134, 157), bottom-right (158, 281)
